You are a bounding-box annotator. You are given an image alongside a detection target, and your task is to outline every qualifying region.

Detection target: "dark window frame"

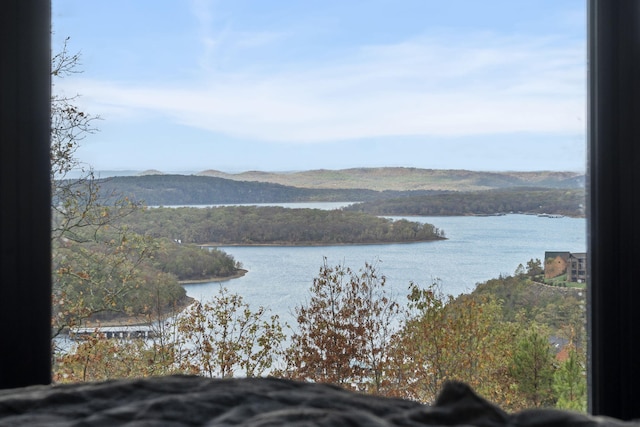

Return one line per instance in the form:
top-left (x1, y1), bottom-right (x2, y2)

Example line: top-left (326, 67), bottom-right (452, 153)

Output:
top-left (1, 0), bottom-right (638, 420)
top-left (587, 0), bottom-right (640, 419)
top-left (0, 0), bottom-right (52, 390)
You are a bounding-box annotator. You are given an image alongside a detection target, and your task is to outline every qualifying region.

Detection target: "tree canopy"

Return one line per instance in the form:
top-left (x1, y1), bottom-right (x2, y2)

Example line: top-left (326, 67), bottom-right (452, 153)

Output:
top-left (116, 205), bottom-right (446, 245)
top-left (345, 188), bottom-right (585, 217)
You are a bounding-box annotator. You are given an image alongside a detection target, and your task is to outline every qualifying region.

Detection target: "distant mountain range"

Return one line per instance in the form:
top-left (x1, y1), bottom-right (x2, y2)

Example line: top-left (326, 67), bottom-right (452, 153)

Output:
top-left (195, 167), bottom-right (584, 192)
top-left (92, 167), bottom-right (585, 206)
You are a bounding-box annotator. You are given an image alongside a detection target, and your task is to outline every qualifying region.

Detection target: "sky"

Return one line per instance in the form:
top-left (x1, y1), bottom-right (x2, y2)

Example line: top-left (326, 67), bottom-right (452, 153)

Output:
top-left (52, 1), bottom-right (586, 174)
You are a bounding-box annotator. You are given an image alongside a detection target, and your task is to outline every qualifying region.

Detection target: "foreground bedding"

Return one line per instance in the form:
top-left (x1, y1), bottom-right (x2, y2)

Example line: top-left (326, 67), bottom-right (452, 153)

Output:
top-left (0, 375), bottom-right (635, 426)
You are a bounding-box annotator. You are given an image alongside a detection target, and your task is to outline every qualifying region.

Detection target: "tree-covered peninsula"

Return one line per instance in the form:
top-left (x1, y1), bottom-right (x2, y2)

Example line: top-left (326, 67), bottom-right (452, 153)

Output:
top-left (117, 205), bottom-right (445, 245)
top-left (344, 188), bottom-right (585, 217)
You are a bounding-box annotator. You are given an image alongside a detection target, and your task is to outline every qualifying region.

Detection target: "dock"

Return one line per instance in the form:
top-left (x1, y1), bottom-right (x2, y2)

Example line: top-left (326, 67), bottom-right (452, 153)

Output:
top-left (69, 325), bottom-right (157, 340)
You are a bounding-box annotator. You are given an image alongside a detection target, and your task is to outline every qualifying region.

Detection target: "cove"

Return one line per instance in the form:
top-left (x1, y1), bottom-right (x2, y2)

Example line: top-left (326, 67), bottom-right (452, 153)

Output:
top-left (183, 211), bottom-right (586, 326)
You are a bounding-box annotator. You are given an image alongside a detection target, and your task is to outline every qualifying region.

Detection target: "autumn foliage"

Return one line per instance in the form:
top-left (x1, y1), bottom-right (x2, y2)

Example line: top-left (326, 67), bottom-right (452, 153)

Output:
top-left (283, 259), bottom-right (399, 393)
top-left (175, 288), bottom-right (285, 378)
top-left (54, 259), bottom-right (586, 412)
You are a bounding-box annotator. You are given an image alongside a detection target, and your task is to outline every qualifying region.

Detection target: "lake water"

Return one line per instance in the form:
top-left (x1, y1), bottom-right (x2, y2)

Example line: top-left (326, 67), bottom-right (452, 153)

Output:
top-left (183, 205), bottom-right (586, 326)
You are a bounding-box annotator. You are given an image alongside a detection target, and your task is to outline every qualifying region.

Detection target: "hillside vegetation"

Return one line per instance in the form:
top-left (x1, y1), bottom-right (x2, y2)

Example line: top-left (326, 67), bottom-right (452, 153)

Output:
top-left (52, 229), bottom-right (241, 328)
top-left (471, 273), bottom-right (585, 340)
top-left (197, 167), bottom-right (584, 192)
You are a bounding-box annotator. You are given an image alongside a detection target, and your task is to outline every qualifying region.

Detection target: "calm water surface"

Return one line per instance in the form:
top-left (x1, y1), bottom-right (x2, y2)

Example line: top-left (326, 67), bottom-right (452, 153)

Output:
top-left (184, 206), bottom-right (586, 326)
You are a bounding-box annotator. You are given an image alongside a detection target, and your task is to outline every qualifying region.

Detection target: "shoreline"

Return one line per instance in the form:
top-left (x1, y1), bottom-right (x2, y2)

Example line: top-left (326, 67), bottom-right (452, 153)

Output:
top-left (198, 238), bottom-right (446, 248)
top-left (178, 269), bottom-right (248, 284)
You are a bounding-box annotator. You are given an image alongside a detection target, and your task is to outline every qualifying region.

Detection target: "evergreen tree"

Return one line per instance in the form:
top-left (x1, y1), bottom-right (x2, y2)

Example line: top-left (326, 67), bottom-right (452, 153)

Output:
top-left (510, 325), bottom-right (557, 407)
top-left (526, 258), bottom-right (543, 277)
top-left (553, 346), bottom-right (587, 411)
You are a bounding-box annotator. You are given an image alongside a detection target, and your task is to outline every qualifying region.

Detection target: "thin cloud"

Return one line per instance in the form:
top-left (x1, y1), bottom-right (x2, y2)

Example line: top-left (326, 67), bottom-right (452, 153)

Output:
top-left (57, 30), bottom-right (585, 144)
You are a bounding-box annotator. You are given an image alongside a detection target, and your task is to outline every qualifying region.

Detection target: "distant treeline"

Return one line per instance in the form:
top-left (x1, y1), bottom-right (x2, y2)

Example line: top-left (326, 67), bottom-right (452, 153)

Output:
top-left (91, 175), bottom-right (443, 206)
top-left (344, 188), bottom-right (585, 217)
top-left (118, 206), bottom-right (445, 245)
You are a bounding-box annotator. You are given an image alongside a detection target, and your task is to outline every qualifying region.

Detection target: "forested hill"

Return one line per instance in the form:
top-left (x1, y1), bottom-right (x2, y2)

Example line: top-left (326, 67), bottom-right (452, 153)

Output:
top-left (92, 168), bottom-right (584, 207)
top-left (344, 188), bottom-right (585, 217)
top-left (94, 175), bottom-right (443, 206)
top-left (197, 167), bottom-right (585, 192)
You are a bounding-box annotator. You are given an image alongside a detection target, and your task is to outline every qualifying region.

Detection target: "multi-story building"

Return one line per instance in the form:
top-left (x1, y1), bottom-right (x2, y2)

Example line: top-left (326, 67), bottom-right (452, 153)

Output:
top-left (544, 251), bottom-right (587, 283)
top-left (568, 252), bottom-right (587, 283)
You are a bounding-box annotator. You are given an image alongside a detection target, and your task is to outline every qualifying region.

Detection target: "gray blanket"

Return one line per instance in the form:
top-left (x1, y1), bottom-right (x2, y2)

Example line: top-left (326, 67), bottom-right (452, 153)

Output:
top-left (0, 376), bottom-right (635, 426)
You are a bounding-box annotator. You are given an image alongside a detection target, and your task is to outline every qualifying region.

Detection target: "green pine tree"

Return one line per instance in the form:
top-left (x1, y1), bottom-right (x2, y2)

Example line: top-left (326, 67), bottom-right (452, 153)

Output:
top-left (553, 346), bottom-right (587, 412)
top-left (510, 325), bottom-right (557, 407)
